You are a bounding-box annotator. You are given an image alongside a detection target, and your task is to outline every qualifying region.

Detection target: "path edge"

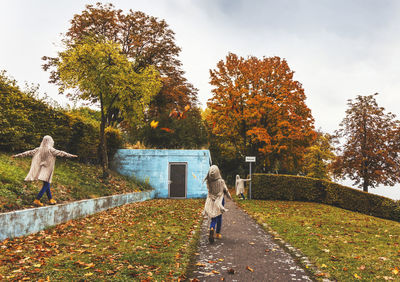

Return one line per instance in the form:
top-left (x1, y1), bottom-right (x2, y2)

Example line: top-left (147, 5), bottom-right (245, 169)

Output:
top-left (239, 205), bottom-right (334, 282)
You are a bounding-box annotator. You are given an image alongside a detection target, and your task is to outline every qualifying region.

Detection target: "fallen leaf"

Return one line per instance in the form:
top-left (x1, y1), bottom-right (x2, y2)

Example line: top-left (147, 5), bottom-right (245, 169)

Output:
top-left (84, 262), bottom-right (95, 269)
top-left (196, 262), bottom-right (206, 267)
top-left (321, 264), bottom-right (327, 268)
top-left (84, 272), bottom-right (94, 277)
top-left (354, 273), bottom-right (362, 279)
top-left (343, 267), bottom-right (348, 271)
top-left (227, 268), bottom-right (235, 274)
top-left (379, 257), bottom-right (388, 261)
top-left (212, 270), bottom-right (220, 274)
top-left (150, 120), bottom-right (159, 128)
top-left (160, 127), bottom-right (174, 133)
top-left (246, 266), bottom-right (254, 272)
top-left (359, 265), bottom-right (366, 271)
top-left (392, 267), bottom-right (399, 275)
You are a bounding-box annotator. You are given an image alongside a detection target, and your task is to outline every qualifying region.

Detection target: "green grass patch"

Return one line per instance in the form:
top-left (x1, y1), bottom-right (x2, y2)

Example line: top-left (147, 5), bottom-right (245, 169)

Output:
top-left (0, 199), bottom-right (204, 281)
top-left (0, 152), bottom-right (151, 212)
top-left (237, 200), bottom-right (400, 281)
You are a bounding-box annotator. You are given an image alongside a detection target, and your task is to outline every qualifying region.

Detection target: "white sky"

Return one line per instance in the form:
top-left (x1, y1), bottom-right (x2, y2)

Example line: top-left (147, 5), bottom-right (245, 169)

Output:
top-left (1, 0), bottom-right (400, 199)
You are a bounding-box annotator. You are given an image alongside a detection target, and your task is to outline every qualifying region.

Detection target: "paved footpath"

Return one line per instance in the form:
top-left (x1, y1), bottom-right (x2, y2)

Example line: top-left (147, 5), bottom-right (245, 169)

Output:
top-left (188, 199), bottom-right (312, 281)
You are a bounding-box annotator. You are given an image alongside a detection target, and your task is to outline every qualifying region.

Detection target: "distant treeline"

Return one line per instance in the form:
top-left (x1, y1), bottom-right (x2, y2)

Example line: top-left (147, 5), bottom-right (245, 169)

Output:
top-left (0, 72), bottom-right (122, 163)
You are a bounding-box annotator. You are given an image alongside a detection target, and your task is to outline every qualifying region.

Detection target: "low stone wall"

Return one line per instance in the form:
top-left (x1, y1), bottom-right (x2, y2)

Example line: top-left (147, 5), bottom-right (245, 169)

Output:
top-left (0, 190), bottom-right (155, 241)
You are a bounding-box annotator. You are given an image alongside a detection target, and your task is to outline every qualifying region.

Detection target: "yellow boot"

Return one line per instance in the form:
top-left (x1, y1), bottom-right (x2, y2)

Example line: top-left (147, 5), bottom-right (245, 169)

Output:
top-left (33, 199), bottom-right (43, 207)
top-left (49, 199), bottom-right (57, 205)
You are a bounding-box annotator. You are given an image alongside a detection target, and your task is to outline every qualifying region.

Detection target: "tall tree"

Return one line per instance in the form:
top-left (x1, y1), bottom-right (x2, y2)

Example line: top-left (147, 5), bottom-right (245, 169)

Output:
top-left (43, 3), bottom-right (197, 125)
top-left (55, 37), bottom-right (161, 177)
top-left (207, 53), bottom-right (315, 174)
top-left (332, 94), bottom-right (400, 192)
top-left (302, 131), bottom-right (335, 180)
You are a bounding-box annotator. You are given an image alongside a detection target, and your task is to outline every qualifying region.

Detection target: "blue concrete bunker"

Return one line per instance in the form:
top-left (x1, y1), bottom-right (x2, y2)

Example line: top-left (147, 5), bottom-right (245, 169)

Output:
top-left (112, 149), bottom-right (211, 198)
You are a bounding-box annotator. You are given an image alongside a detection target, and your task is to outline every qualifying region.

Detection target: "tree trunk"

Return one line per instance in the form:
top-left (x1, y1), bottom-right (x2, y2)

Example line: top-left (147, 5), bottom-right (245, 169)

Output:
top-left (99, 94), bottom-right (109, 179)
top-left (361, 109), bottom-right (368, 192)
top-left (362, 179), bottom-right (368, 192)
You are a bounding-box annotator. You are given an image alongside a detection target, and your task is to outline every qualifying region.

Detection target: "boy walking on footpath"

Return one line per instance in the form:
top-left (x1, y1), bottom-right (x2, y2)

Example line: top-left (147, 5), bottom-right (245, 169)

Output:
top-left (12, 135), bottom-right (77, 206)
top-left (203, 165), bottom-right (232, 244)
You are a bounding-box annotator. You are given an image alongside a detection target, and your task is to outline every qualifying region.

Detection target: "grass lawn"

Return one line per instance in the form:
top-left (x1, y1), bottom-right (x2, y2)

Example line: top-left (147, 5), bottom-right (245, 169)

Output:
top-left (237, 199), bottom-right (400, 281)
top-left (0, 152), bottom-right (151, 212)
top-left (0, 199), bottom-right (204, 281)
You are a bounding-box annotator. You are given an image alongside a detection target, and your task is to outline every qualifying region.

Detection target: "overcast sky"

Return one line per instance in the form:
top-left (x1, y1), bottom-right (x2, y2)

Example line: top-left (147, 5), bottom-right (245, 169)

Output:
top-left (1, 0), bottom-right (400, 199)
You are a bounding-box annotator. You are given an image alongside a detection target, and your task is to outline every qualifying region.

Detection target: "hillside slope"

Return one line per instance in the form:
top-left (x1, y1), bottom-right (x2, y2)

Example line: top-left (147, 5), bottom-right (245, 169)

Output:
top-left (0, 152), bottom-right (150, 212)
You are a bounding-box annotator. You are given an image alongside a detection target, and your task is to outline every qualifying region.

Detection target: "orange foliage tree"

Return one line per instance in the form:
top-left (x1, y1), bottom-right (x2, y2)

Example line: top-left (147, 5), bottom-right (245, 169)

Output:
top-left (332, 94), bottom-right (400, 192)
top-left (207, 53), bottom-right (315, 174)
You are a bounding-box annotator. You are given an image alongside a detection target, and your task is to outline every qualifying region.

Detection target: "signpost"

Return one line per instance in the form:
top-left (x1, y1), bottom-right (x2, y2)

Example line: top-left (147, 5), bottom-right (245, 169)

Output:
top-left (245, 156), bottom-right (256, 199)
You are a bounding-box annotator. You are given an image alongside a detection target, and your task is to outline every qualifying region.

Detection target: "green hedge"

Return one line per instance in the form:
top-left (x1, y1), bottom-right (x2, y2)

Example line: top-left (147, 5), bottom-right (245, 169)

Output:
top-left (252, 173), bottom-right (400, 222)
top-left (0, 72), bottom-right (122, 163)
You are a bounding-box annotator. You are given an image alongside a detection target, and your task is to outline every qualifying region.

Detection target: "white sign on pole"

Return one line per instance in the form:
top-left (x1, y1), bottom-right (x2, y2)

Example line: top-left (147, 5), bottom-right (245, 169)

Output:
top-left (245, 156), bottom-right (256, 162)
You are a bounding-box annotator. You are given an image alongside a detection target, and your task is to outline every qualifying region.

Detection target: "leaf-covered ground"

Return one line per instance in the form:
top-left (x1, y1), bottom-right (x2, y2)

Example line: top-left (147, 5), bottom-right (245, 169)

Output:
top-left (0, 152), bottom-right (151, 212)
top-left (0, 199), bottom-right (204, 281)
top-left (237, 200), bottom-right (400, 281)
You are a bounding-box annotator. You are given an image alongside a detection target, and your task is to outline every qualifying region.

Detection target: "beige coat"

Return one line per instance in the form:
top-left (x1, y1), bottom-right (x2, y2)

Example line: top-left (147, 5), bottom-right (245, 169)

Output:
top-left (13, 136), bottom-right (77, 183)
top-left (203, 165), bottom-right (232, 218)
top-left (235, 175), bottom-right (251, 195)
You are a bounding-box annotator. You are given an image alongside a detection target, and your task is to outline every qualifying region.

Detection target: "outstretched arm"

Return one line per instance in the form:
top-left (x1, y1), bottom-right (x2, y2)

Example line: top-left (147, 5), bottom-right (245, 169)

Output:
top-left (50, 148), bottom-right (78, 158)
top-left (222, 180), bottom-right (232, 200)
top-left (12, 148), bottom-right (39, 158)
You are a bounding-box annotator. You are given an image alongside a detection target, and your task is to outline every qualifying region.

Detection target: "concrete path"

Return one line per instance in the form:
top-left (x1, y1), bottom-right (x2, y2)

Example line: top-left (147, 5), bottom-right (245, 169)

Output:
top-left (188, 199), bottom-right (312, 281)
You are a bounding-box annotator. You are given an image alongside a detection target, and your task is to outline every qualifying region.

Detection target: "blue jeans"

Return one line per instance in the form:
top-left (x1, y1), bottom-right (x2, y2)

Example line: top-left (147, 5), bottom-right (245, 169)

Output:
top-left (240, 192), bottom-right (246, 200)
top-left (37, 181), bottom-right (52, 200)
top-left (210, 198), bottom-right (225, 233)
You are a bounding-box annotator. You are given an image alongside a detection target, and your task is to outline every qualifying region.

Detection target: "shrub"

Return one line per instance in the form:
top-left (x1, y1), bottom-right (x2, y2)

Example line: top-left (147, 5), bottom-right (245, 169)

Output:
top-left (252, 173), bottom-right (400, 222)
top-left (0, 71), bottom-right (122, 164)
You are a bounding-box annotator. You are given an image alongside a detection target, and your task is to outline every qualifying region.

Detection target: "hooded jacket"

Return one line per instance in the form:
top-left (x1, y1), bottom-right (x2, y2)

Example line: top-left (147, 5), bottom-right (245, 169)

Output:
top-left (235, 175), bottom-right (251, 195)
top-left (203, 165), bottom-right (232, 218)
top-left (13, 135), bottom-right (76, 183)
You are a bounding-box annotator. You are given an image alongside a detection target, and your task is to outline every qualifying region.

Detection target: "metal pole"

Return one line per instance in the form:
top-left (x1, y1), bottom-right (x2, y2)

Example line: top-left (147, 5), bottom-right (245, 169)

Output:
top-left (249, 162), bottom-right (252, 199)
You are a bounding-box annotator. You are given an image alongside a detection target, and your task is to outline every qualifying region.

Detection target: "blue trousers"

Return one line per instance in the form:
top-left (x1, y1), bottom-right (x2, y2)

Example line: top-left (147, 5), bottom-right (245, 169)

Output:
top-left (37, 181), bottom-right (52, 200)
top-left (210, 198), bottom-right (225, 234)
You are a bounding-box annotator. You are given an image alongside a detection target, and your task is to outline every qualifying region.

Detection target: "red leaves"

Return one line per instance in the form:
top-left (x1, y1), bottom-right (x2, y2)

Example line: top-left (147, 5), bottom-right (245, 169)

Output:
top-left (207, 53), bottom-right (315, 173)
top-left (160, 127), bottom-right (174, 133)
top-left (169, 104), bottom-right (191, 120)
top-left (333, 93), bottom-right (400, 191)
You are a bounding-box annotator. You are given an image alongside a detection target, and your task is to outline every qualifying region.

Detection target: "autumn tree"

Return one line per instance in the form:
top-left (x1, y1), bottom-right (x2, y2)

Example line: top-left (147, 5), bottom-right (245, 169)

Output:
top-left (207, 53), bottom-right (315, 174)
top-left (332, 94), bottom-right (400, 192)
top-left (43, 2), bottom-right (197, 125)
top-left (302, 131), bottom-right (335, 180)
top-left (131, 106), bottom-right (207, 149)
top-left (54, 37), bottom-right (161, 177)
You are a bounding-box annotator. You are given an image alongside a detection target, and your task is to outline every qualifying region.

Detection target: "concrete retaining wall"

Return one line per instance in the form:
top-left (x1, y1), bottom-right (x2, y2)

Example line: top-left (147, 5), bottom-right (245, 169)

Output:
top-left (0, 190), bottom-right (155, 241)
